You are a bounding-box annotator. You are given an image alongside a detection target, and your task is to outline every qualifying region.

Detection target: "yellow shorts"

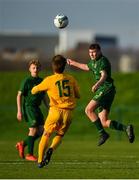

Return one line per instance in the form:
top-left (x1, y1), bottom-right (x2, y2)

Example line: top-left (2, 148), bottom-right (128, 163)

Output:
top-left (44, 107), bottom-right (73, 136)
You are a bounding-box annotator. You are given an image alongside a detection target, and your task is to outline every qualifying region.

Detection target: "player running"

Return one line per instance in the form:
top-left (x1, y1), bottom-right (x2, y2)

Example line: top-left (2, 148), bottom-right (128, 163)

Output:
top-left (67, 43), bottom-right (135, 146)
top-left (31, 55), bottom-right (80, 168)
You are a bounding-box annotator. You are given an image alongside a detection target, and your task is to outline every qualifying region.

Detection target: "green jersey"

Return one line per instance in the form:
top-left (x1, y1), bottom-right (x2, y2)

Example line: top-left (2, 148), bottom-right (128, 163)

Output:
top-left (87, 55), bottom-right (116, 112)
top-left (19, 76), bottom-right (45, 107)
top-left (87, 55), bottom-right (115, 90)
top-left (19, 76), bottom-right (45, 127)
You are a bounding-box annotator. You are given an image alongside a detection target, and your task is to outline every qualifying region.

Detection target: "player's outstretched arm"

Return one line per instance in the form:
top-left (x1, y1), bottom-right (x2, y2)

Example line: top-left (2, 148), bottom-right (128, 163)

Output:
top-left (67, 59), bottom-right (89, 71)
top-left (31, 78), bottom-right (48, 94)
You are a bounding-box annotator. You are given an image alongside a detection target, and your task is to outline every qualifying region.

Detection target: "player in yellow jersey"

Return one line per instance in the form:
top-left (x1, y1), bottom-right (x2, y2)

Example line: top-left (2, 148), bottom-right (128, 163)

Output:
top-left (31, 55), bottom-right (80, 168)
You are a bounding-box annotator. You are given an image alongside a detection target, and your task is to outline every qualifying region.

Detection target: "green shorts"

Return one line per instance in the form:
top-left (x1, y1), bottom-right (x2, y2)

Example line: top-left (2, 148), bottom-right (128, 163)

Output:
top-left (93, 87), bottom-right (116, 113)
top-left (23, 105), bottom-right (44, 128)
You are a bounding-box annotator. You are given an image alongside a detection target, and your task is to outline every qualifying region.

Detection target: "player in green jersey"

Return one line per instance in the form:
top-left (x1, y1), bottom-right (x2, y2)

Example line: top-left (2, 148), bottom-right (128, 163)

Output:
top-left (16, 59), bottom-right (48, 161)
top-left (67, 43), bottom-right (135, 146)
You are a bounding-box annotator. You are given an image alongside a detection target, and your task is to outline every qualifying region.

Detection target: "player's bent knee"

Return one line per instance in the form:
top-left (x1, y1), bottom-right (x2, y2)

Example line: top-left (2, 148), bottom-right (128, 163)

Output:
top-left (101, 121), bottom-right (109, 128)
top-left (29, 127), bottom-right (37, 136)
top-left (85, 107), bottom-right (95, 116)
top-left (56, 133), bottom-right (64, 137)
top-left (43, 131), bottom-right (51, 137)
top-left (85, 107), bottom-right (90, 115)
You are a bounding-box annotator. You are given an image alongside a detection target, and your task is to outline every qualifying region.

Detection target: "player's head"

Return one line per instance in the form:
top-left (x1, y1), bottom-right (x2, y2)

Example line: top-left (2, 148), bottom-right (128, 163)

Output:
top-left (28, 59), bottom-right (41, 77)
top-left (89, 43), bottom-right (102, 60)
top-left (52, 55), bottom-right (67, 73)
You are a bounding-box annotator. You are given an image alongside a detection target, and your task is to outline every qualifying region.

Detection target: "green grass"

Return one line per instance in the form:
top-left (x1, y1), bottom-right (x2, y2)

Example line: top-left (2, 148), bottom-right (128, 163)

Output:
top-left (0, 138), bottom-right (139, 179)
top-left (1, 71), bottom-right (139, 178)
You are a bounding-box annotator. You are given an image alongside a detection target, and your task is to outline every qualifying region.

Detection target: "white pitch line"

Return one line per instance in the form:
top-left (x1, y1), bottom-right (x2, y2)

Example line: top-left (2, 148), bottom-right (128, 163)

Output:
top-left (0, 160), bottom-right (139, 165)
top-left (0, 162), bottom-right (24, 165)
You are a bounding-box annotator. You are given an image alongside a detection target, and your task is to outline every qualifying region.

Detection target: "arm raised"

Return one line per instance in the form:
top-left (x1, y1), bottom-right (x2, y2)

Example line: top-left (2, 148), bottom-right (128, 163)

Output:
top-left (67, 59), bottom-right (89, 71)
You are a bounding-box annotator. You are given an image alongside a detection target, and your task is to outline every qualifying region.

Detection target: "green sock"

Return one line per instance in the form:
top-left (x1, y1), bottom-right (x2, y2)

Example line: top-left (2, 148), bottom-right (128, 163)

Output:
top-left (94, 118), bottom-right (106, 134)
top-left (110, 120), bottom-right (126, 131)
top-left (27, 136), bottom-right (35, 155)
top-left (23, 134), bottom-right (40, 152)
top-left (34, 134), bottom-right (40, 141)
top-left (23, 138), bottom-right (28, 147)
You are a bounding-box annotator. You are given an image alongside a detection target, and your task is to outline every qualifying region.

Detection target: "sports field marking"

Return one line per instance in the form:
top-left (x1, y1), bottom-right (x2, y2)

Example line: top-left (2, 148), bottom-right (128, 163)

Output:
top-left (0, 160), bottom-right (139, 166)
top-left (0, 161), bottom-right (24, 165)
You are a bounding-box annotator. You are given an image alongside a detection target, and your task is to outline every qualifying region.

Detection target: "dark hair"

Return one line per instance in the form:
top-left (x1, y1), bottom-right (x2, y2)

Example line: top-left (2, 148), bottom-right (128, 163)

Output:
top-left (28, 59), bottom-right (41, 69)
top-left (52, 55), bottom-right (67, 73)
top-left (89, 43), bottom-right (101, 50)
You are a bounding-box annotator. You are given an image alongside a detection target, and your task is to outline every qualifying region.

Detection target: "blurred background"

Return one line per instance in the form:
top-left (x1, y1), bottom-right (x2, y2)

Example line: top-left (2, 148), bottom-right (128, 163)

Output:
top-left (0, 0), bottom-right (139, 141)
top-left (0, 2), bottom-right (139, 178)
top-left (0, 0), bottom-right (139, 72)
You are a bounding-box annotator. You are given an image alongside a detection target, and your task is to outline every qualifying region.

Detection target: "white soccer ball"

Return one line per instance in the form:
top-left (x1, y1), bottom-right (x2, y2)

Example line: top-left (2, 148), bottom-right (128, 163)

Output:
top-left (54, 14), bottom-right (69, 29)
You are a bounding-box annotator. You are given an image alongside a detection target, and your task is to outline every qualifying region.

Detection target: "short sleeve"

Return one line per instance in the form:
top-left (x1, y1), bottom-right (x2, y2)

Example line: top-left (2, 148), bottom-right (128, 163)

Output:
top-left (87, 60), bottom-right (92, 70)
top-left (99, 57), bottom-right (109, 71)
top-left (19, 78), bottom-right (28, 95)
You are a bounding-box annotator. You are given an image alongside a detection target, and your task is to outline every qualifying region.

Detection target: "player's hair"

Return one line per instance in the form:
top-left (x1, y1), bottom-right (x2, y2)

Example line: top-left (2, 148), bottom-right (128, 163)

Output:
top-left (89, 43), bottom-right (101, 50)
top-left (28, 59), bottom-right (41, 69)
top-left (52, 55), bottom-right (67, 73)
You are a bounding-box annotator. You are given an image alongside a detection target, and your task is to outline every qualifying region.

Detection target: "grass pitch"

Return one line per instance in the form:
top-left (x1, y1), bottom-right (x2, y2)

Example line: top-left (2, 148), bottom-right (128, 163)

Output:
top-left (1, 71), bottom-right (139, 178)
top-left (0, 137), bottom-right (139, 179)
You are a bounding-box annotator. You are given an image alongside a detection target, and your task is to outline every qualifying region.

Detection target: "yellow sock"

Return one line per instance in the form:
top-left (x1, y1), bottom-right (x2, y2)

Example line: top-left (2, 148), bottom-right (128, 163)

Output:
top-left (38, 134), bottom-right (49, 163)
top-left (50, 135), bottom-right (62, 150)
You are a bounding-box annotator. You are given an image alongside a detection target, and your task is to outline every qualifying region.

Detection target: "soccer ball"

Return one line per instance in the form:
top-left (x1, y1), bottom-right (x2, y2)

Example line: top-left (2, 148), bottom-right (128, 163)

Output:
top-left (54, 14), bottom-right (69, 29)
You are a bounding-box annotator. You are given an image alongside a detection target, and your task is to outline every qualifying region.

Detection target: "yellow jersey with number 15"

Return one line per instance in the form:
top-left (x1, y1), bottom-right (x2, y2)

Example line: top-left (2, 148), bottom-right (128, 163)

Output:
top-left (31, 73), bottom-right (80, 109)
